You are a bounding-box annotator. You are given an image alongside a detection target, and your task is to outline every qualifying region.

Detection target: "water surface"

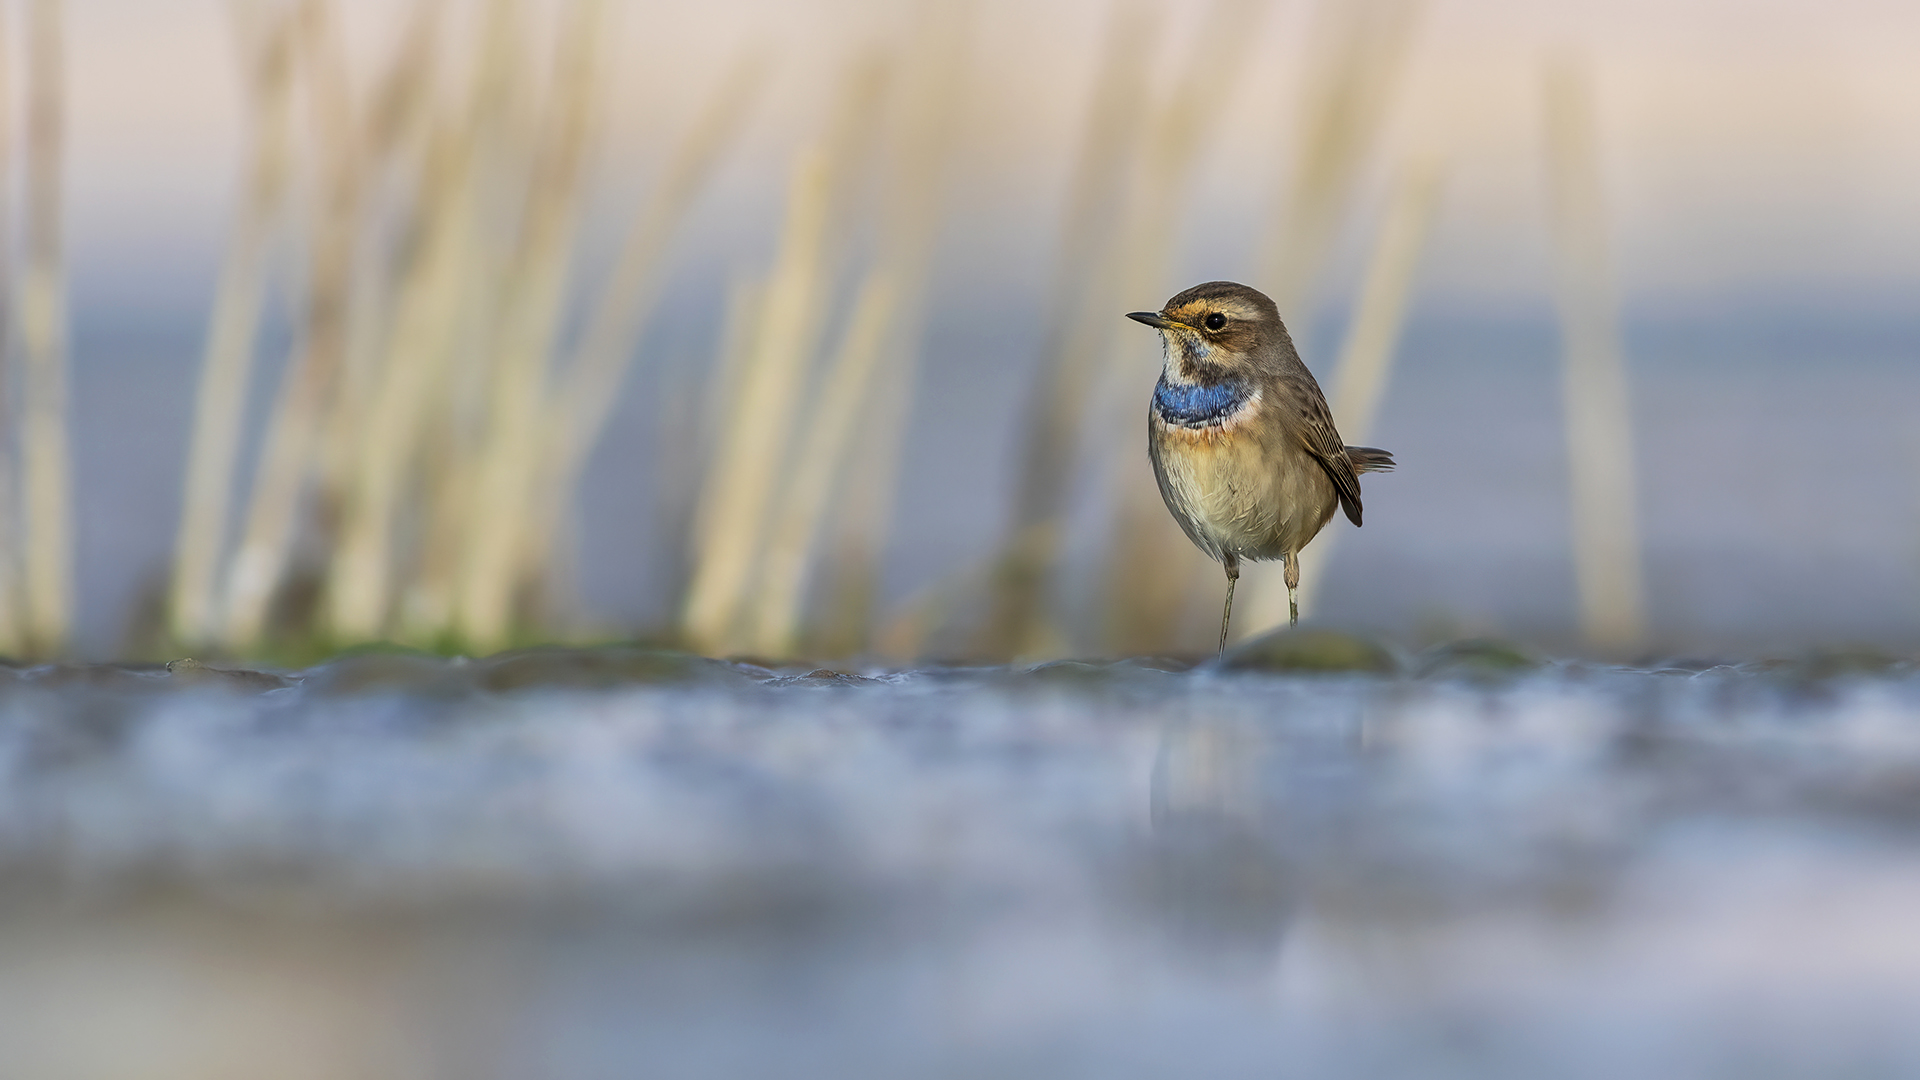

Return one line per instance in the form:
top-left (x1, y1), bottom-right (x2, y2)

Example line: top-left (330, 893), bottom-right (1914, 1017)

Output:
top-left (3, 641), bottom-right (1919, 1078)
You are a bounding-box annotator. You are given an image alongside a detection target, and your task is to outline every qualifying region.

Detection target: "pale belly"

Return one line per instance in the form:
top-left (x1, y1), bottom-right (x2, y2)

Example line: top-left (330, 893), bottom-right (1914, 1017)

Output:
top-left (1148, 417), bottom-right (1338, 563)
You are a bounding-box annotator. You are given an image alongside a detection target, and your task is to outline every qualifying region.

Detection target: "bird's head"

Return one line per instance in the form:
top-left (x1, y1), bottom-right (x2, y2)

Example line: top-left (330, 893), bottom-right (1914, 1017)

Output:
top-left (1126, 280), bottom-right (1290, 385)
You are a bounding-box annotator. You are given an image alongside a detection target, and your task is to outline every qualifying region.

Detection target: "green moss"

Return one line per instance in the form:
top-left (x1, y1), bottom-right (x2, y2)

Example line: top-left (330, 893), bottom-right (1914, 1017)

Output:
top-left (1416, 638), bottom-right (1541, 682)
top-left (1219, 628), bottom-right (1401, 675)
top-left (474, 645), bottom-right (749, 692)
top-left (297, 649), bottom-right (467, 697)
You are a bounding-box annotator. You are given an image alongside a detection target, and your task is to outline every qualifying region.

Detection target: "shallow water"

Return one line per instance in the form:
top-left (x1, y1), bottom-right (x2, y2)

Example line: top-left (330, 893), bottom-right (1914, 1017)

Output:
top-left (4, 641), bottom-right (1920, 1079)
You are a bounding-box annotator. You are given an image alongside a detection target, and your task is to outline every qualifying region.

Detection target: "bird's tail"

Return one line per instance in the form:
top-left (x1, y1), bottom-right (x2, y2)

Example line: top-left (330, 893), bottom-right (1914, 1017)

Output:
top-left (1346, 446), bottom-right (1395, 474)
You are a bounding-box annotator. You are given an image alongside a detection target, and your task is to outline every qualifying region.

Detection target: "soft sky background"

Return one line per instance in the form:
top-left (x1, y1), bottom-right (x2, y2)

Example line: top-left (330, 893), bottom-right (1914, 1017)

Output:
top-left (66, 0), bottom-right (1920, 311)
top-left (46, 0), bottom-right (1920, 653)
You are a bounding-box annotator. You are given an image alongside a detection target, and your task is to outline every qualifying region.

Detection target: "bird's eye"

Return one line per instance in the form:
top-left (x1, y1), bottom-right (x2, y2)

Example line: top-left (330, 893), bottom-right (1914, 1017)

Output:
top-left (1204, 312), bottom-right (1227, 331)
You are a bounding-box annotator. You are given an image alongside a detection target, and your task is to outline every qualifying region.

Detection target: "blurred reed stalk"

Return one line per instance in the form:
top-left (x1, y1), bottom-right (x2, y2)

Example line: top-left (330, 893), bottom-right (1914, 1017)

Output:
top-left (744, 267), bottom-right (902, 655)
top-left (680, 149), bottom-right (837, 655)
top-left (352, 0), bottom-right (527, 645)
top-left (657, 271), bottom-right (761, 619)
top-left (514, 50), bottom-right (767, 631)
top-left (980, 0), bottom-right (1157, 657)
top-left (1099, 0), bottom-right (1269, 656)
top-left (0, 3), bottom-right (20, 654)
top-left (16, 0), bottom-right (70, 653)
top-left (169, 1), bottom-right (299, 648)
top-left (328, 5), bottom-right (438, 632)
top-left (222, 0), bottom-right (365, 649)
top-left (450, 0), bottom-right (603, 650)
top-left (321, 0), bottom-right (439, 541)
top-left (806, 13), bottom-right (971, 659)
top-left (1291, 154), bottom-right (1443, 618)
top-left (1236, 0), bottom-right (1418, 640)
top-left (1542, 56), bottom-right (1645, 651)
top-left (166, 0), bottom-right (748, 657)
top-left (746, 4), bottom-right (969, 658)
top-left (321, 129), bottom-right (465, 644)
top-left (680, 56), bottom-right (888, 656)
top-left (1256, 0), bottom-right (1419, 332)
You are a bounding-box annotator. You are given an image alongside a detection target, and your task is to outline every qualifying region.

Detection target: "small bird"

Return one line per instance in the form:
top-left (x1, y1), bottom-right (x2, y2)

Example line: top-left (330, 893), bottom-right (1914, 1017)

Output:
top-left (1127, 281), bottom-right (1394, 655)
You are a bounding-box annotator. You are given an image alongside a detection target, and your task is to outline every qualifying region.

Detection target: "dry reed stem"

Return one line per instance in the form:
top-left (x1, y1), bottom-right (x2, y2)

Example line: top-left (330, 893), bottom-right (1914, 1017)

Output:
top-left (641, 355), bottom-right (715, 629)
top-left (1256, 0), bottom-right (1419, 328)
top-left (748, 3), bottom-right (970, 657)
top-left (810, 283), bottom-right (921, 657)
top-left (650, 270), bottom-right (764, 621)
top-left (548, 50), bottom-right (766, 488)
top-left (813, 1), bottom-right (970, 658)
top-left (1288, 154), bottom-right (1443, 620)
top-left (1119, 0), bottom-right (1267, 284)
top-left (219, 0), bottom-right (364, 650)
top-left (1098, 0), bottom-right (1270, 655)
top-left (325, 0), bottom-right (530, 643)
top-left (452, 0), bottom-right (603, 650)
top-left (173, 3), bottom-right (298, 647)
top-left (324, 117), bottom-right (481, 641)
top-left (747, 270), bottom-right (901, 655)
top-left (320, 0), bottom-right (439, 512)
top-left (680, 148), bottom-right (837, 654)
top-left (389, 2), bottom-right (525, 641)
top-left (1543, 56), bottom-right (1644, 650)
top-left (1324, 157), bottom-right (1444, 445)
top-left (516, 50), bottom-right (767, 593)
top-left (983, 0), bottom-right (1157, 656)
top-left (0, 3), bottom-right (22, 654)
top-left (17, 0), bottom-right (70, 653)
top-left (681, 57), bottom-right (888, 655)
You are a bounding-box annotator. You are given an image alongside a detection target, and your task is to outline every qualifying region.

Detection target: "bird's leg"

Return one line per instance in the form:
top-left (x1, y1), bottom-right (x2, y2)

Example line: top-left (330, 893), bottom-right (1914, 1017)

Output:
top-left (1284, 552), bottom-right (1301, 627)
top-left (1218, 554), bottom-right (1240, 656)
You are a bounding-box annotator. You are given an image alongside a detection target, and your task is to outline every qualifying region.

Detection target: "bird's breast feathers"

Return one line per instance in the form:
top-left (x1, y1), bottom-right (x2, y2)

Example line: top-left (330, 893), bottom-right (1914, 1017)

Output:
top-left (1149, 376), bottom-right (1337, 561)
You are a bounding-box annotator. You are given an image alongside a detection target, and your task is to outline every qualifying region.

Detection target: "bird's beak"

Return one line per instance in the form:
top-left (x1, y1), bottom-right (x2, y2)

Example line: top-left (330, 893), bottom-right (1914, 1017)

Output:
top-left (1126, 311), bottom-right (1176, 330)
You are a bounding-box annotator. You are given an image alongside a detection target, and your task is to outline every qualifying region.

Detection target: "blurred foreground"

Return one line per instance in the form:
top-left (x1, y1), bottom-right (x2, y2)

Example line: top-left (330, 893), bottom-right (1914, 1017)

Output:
top-left (5, 637), bottom-right (1920, 1077)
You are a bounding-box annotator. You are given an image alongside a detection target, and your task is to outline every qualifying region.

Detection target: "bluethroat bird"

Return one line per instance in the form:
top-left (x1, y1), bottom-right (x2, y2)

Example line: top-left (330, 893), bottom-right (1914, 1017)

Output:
top-left (1128, 281), bottom-right (1395, 655)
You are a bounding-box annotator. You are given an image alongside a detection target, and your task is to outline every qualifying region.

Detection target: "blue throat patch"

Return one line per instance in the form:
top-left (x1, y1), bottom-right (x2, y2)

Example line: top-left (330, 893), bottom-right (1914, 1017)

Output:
top-left (1152, 376), bottom-right (1252, 428)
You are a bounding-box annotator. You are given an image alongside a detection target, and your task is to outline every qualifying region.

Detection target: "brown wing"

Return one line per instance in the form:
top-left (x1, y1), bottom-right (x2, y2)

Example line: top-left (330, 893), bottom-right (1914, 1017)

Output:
top-left (1279, 371), bottom-right (1366, 527)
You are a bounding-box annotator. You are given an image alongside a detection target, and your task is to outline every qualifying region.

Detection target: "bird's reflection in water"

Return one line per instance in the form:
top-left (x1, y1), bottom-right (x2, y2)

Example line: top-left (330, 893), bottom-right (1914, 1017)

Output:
top-left (1133, 715), bottom-right (1317, 978)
